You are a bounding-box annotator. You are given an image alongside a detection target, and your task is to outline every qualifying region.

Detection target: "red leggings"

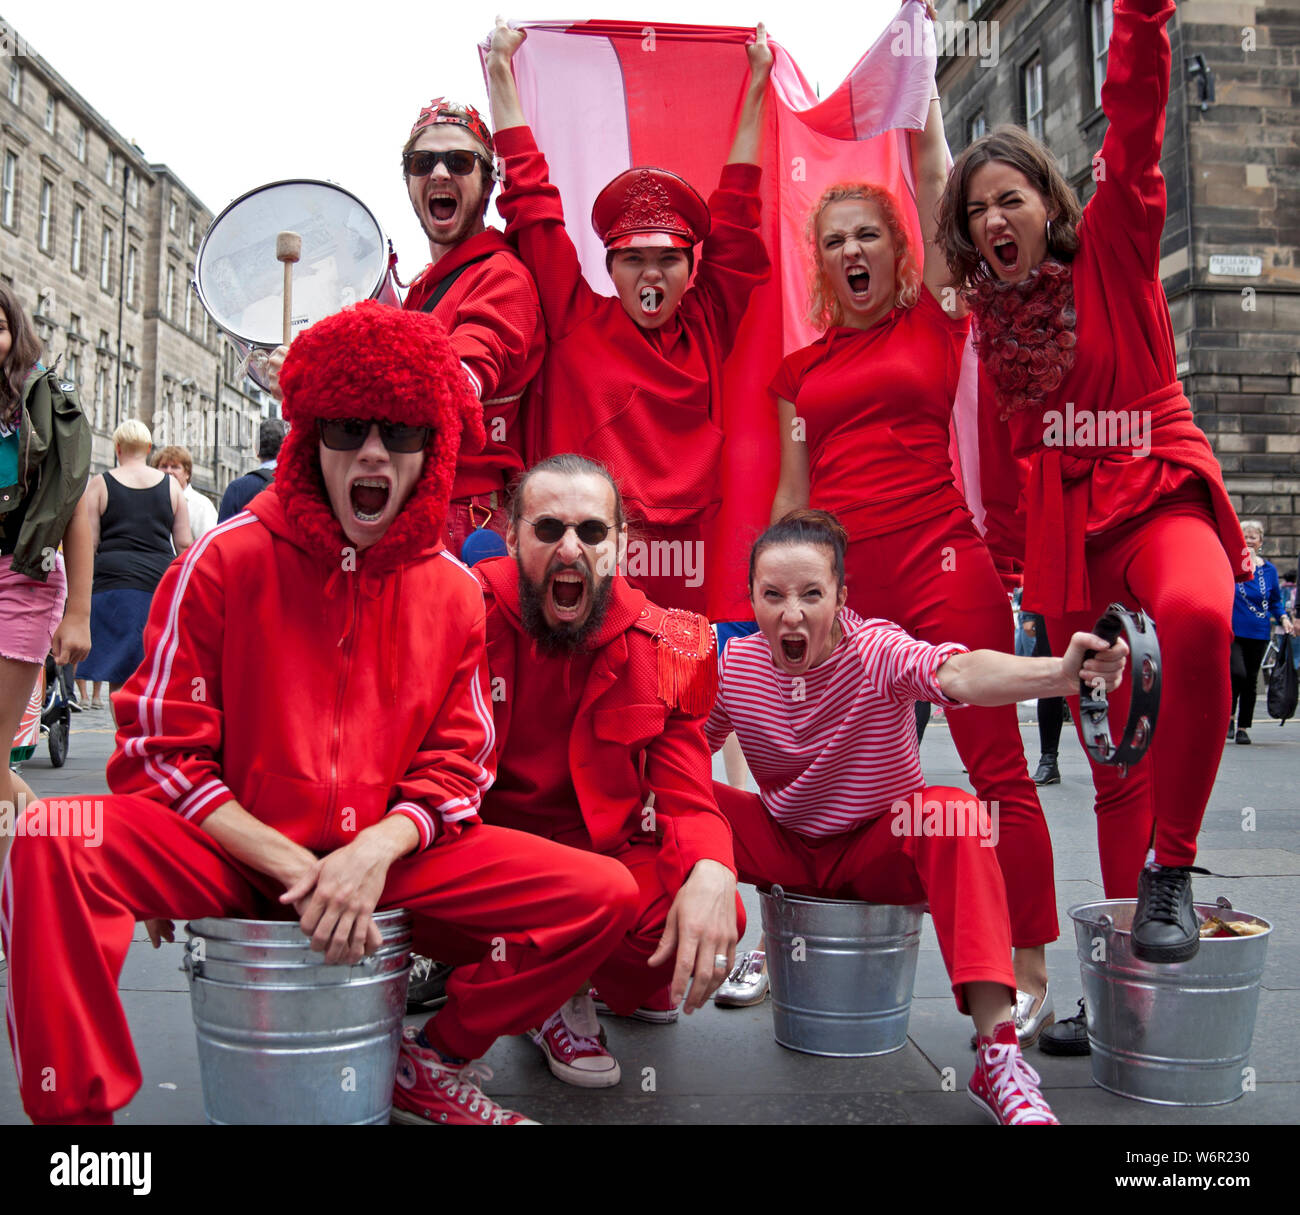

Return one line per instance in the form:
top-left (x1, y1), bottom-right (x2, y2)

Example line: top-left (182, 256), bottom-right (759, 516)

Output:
top-left (714, 782), bottom-right (1015, 1013)
top-left (0, 796), bottom-right (639, 1124)
top-left (1043, 501), bottom-right (1234, 894)
top-left (844, 507), bottom-right (1056, 948)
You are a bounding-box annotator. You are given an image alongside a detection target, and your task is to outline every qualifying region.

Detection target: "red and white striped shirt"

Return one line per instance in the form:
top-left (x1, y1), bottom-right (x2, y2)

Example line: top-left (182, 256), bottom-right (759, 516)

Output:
top-left (705, 609), bottom-right (967, 837)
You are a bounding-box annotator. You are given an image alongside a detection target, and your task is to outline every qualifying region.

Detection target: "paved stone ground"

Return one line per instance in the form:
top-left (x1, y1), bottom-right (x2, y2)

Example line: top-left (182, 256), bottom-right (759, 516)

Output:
top-left (2, 697), bottom-right (1296, 1126)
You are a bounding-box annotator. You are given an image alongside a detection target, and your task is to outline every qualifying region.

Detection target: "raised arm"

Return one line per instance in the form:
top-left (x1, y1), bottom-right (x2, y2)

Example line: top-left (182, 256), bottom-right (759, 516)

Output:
top-left (485, 17), bottom-right (528, 133)
top-left (726, 24), bottom-right (773, 166)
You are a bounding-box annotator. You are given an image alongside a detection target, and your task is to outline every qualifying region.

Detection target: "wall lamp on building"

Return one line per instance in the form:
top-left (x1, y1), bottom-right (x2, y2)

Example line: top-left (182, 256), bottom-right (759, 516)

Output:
top-left (1184, 54), bottom-right (1215, 111)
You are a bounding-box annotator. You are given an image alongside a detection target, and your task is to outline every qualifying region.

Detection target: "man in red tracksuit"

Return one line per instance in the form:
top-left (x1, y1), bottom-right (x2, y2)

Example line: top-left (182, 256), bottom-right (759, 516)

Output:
top-left (475, 453), bottom-right (743, 1089)
top-left (0, 304), bottom-right (637, 1127)
top-left (268, 97), bottom-right (545, 555)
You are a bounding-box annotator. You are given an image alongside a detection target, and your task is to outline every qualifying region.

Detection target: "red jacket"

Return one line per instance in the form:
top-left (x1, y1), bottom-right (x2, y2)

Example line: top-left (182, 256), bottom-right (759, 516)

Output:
top-left (495, 125), bottom-right (770, 527)
top-left (474, 556), bottom-right (734, 886)
top-left (404, 228), bottom-right (545, 501)
top-left (106, 487), bottom-right (496, 853)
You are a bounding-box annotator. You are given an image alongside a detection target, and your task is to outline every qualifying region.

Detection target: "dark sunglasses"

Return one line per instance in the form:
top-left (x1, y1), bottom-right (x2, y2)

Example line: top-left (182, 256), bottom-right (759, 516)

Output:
top-left (317, 418), bottom-right (430, 454)
top-left (402, 149), bottom-right (489, 179)
top-left (521, 517), bottom-right (612, 545)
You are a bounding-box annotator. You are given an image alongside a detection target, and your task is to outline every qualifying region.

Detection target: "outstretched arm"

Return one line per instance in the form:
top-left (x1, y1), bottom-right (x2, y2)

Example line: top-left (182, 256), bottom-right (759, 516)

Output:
top-left (937, 631), bottom-right (1127, 706)
top-left (726, 24), bottom-right (773, 166)
top-left (485, 17), bottom-right (527, 132)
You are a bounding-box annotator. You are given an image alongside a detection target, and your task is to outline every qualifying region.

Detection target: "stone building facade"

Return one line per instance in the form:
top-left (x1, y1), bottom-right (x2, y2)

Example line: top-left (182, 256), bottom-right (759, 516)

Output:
top-left (934, 0), bottom-right (1300, 569)
top-left (0, 21), bottom-right (273, 503)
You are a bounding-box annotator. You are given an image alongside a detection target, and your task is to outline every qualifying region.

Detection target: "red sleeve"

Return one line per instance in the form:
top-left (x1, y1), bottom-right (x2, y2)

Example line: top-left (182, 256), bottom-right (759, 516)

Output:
top-left (444, 255), bottom-right (544, 403)
top-left (688, 162), bottom-right (771, 354)
top-left (768, 348), bottom-right (806, 405)
top-left (107, 543), bottom-right (235, 826)
top-left (704, 647), bottom-right (733, 753)
top-left (976, 362), bottom-right (1027, 591)
top-left (495, 124), bottom-right (599, 340)
top-left (386, 595), bottom-right (496, 852)
top-left (647, 707), bottom-right (737, 879)
top-left (1086, 0), bottom-right (1175, 275)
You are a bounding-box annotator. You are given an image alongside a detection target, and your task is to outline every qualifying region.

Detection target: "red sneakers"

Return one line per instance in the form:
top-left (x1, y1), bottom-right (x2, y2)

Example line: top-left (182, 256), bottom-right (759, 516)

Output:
top-left (528, 993), bottom-right (622, 1087)
top-left (391, 1027), bottom-right (538, 1125)
top-left (968, 1020), bottom-right (1060, 1126)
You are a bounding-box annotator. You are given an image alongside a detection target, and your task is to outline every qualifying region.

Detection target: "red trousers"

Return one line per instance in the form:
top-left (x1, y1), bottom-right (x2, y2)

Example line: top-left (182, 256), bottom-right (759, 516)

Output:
top-left (481, 809), bottom-right (747, 1013)
top-left (843, 507), bottom-right (1057, 948)
top-left (1042, 498), bottom-right (1234, 894)
top-left (714, 782), bottom-right (1015, 1012)
top-left (0, 795), bottom-right (639, 1124)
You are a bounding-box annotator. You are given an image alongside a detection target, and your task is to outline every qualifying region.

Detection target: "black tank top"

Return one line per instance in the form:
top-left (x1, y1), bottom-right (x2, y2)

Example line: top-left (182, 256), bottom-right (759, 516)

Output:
top-left (93, 472), bottom-right (176, 592)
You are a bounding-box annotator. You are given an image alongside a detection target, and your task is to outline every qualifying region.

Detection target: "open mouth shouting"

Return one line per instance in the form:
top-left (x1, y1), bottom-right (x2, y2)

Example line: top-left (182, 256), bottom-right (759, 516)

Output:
top-left (640, 285), bottom-right (665, 316)
top-left (548, 566), bottom-right (591, 623)
top-left (350, 477), bottom-right (392, 525)
top-left (845, 265), bottom-right (871, 300)
top-left (780, 633), bottom-right (809, 666)
top-left (991, 235), bottom-right (1020, 275)
top-left (426, 188), bottom-right (460, 231)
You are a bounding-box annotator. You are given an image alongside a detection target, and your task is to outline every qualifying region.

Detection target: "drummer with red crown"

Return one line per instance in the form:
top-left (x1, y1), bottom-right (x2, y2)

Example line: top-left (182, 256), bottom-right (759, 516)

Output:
top-left (267, 97), bottom-right (545, 555)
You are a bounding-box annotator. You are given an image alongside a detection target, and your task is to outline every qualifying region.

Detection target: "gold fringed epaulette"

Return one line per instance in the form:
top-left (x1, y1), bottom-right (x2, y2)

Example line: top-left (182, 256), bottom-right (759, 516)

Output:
top-left (633, 605), bottom-right (718, 716)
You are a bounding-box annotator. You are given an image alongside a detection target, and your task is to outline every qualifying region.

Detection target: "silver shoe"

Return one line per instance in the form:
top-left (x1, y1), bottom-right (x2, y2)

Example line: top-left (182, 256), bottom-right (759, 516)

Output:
top-left (1014, 981), bottom-right (1055, 1047)
top-left (713, 949), bottom-right (768, 1008)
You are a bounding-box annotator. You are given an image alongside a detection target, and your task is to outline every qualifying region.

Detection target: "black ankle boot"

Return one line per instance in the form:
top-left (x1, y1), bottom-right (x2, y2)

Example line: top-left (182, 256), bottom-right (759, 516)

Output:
top-left (1032, 753), bottom-right (1060, 785)
top-left (1039, 998), bottom-right (1089, 1056)
top-left (1132, 865), bottom-right (1206, 963)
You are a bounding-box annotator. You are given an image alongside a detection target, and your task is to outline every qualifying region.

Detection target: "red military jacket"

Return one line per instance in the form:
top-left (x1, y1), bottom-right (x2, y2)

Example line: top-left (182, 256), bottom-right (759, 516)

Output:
top-left (474, 556), bottom-right (735, 887)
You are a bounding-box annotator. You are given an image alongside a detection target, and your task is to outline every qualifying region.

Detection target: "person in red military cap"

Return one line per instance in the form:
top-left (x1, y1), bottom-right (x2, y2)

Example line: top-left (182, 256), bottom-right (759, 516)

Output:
top-left (266, 96), bottom-right (545, 558)
top-left (474, 453), bottom-right (743, 1088)
top-left (0, 303), bottom-right (641, 1127)
top-left (485, 18), bottom-right (772, 615)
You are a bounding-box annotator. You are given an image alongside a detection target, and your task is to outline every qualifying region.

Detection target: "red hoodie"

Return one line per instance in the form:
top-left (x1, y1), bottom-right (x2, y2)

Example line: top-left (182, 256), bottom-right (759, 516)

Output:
top-left (106, 486), bottom-right (496, 853)
top-left (475, 556), bottom-right (735, 885)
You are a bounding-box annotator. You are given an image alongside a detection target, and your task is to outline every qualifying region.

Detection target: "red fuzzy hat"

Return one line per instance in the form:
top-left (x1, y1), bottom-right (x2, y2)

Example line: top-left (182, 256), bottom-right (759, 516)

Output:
top-left (276, 300), bottom-right (484, 572)
top-left (592, 168), bottom-right (710, 250)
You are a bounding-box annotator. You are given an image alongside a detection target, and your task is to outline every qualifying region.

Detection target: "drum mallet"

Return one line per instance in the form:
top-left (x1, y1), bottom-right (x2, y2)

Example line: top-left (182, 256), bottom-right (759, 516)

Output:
top-left (276, 230), bottom-right (302, 347)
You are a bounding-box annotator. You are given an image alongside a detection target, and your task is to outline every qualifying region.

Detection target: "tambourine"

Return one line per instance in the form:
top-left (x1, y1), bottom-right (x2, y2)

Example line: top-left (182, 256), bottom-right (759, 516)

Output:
top-left (1077, 602), bottom-right (1160, 772)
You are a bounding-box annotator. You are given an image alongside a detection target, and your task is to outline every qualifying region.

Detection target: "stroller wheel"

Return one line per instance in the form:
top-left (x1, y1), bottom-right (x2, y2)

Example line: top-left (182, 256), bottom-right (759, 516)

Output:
top-left (47, 713), bottom-right (69, 768)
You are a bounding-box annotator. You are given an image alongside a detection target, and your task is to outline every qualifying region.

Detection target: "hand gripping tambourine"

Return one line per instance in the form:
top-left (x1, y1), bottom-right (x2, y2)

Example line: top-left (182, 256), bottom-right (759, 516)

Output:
top-left (1077, 603), bottom-right (1160, 772)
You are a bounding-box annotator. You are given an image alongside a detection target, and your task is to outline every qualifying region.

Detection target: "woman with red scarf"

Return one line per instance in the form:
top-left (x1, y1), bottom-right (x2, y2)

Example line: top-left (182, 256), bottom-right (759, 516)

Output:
top-left (768, 30), bottom-right (1056, 1040)
top-left (936, 0), bottom-right (1245, 965)
top-left (485, 18), bottom-right (771, 614)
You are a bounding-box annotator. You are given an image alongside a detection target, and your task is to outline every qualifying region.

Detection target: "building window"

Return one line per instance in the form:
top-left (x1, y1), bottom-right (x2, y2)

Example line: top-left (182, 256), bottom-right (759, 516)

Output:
top-left (105, 148), bottom-right (115, 187)
top-left (126, 245), bottom-right (137, 305)
top-left (43, 94), bottom-right (55, 134)
top-left (67, 314), bottom-right (81, 386)
top-left (71, 203), bottom-right (84, 272)
top-left (38, 178), bottom-right (53, 252)
top-left (1022, 56), bottom-right (1045, 142)
top-left (184, 278), bottom-right (194, 332)
top-left (1, 151), bottom-right (16, 228)
top-left (6, 62), bottom-right (19, 105)
top-left (188, 215), bottom-right (197, 248)
top-left (1091, 0), bottom-right (1115, 110)
top-left (168, 198), bottom-right (177, 232)
top-left (968, 110), bottom-right (987, 143)
top-left (100, 226), bottom-right (113, 290)
top-left (94, 364), bottom-right (107, 428)
top-left (128, 172), bottom-right (138, 209)
top-left (75, 121), bottom-right (87, 162)
top-left (166, 264), bottom-right (176, 320)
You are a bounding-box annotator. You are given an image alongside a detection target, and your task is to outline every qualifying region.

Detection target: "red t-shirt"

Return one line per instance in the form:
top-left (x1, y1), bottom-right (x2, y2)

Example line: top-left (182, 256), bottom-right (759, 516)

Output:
top-left (769, 288), bottom-right (971, 539)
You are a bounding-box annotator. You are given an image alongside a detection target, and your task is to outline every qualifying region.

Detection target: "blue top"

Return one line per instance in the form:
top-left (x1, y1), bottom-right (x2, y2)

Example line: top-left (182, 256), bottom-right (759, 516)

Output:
top-left (1232, 559), bottom-right (1284, 640)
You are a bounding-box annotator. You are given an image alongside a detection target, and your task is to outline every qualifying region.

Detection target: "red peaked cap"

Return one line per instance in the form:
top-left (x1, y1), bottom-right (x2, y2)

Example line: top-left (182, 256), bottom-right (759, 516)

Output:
top-left (591, 167), bottom-right (711, 250)
top-left (410, 98), bottom-right (494, 154)
top-left (275, 300), bottom-right (485, 572)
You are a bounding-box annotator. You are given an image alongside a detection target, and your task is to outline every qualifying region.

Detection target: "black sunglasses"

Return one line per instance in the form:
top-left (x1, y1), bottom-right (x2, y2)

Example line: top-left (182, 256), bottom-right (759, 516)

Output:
top-left (521, 517), bottom-right (612, 545)
top-left (317, 418), bottom-right (430, 454)
top-left (402, 149), bottom-right (489, 179)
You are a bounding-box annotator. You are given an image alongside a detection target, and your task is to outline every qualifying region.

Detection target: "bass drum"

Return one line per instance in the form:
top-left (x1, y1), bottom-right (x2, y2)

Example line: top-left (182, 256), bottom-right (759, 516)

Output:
top-left (195, 179), bottom-right (400, 388)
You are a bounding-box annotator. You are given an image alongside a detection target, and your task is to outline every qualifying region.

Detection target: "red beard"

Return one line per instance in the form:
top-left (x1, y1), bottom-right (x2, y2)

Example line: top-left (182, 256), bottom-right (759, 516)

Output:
top-left (964, 259), bottom-right (1078, 420)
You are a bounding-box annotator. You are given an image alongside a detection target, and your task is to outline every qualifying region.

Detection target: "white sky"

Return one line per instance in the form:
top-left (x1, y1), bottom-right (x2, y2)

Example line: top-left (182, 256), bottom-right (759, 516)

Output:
top-left (2, 0), bottom-right (900, 279)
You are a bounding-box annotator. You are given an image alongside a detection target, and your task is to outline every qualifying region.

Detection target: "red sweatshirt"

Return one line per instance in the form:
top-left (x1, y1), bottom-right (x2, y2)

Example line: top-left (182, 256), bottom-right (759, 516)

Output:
top-left (475, 556), bottom-right (735, 884)
top-left (990, 0), bottom-right (1245, 615)
top-left (495, 125), bottom-right (770, 528)
top-left (404, 228), bottom-right (545, 500)
top-left (106, 488), bottom-right (496, 853)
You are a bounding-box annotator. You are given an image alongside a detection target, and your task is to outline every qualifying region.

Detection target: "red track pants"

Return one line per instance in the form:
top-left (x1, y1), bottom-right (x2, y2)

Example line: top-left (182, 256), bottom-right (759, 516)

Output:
top-left (843, 507), bottom-right (1057, 948)
top-left (0, 795), bottom-right (639, 1124)
top-left (479, 810), bottom-right (747, 1014)
top-left (1042, 499), bottom-right (1234, 894)
top-left (714, 782), bottom-right (1015, 1012)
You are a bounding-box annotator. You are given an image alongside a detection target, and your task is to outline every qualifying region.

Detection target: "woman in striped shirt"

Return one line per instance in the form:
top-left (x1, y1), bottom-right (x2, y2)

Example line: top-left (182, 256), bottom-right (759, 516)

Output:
top-left (706, 510), bottom-right (1126, 1125)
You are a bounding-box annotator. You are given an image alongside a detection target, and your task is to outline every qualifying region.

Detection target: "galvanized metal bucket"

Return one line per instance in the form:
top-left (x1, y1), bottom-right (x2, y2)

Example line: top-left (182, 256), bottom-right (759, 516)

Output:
top-left (758, 886), bottom-right (926, 1057)
top-left (183, 911), bottom-right (412, 1124)
top-left (1068, 897), bottom-right (1272, 1106)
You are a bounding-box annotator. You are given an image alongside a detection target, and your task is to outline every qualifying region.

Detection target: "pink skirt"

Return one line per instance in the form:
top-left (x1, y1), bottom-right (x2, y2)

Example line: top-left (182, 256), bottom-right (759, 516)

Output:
top-left (0, 554), bottom-right (67, 665)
